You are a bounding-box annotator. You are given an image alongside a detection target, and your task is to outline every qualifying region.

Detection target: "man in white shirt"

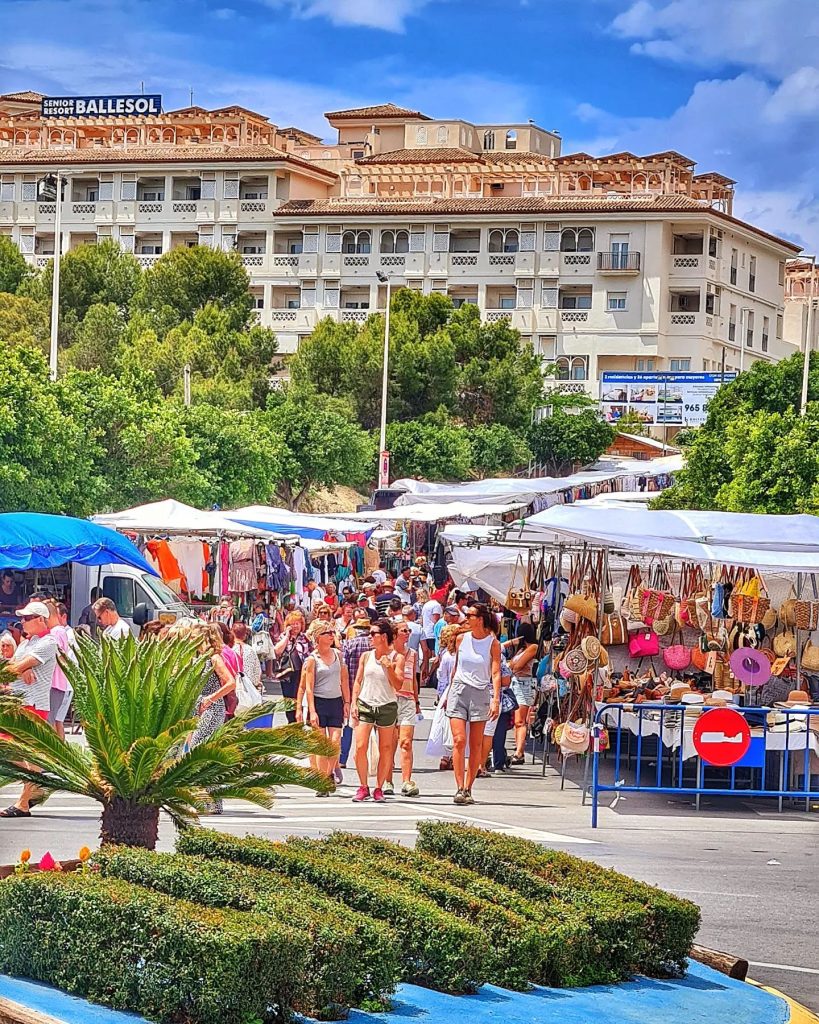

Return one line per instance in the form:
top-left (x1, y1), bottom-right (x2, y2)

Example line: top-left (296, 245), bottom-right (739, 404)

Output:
top-left (395, 567), bottom-right (414, 606)
top-left (1, 601), bottom-right (59, 818)
top-left (306, 580), bottom-right (327, 614)
top-left (92, 597), bottom-right (131, 640)
top-left (420, 595), bottom-right (443, 686)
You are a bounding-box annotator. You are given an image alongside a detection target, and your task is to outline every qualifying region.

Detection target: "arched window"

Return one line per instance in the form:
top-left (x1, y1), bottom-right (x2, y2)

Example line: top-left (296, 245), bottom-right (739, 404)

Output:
top-left (555, 357), bottom-right (571, 380)
top-left (504, 228), bottom-right (519, 253)
top-left (453, 176), bottom-right (465, 195)
top-left (560, 228), bottom-right (577, 252)
top-left (577, 174), bottom-right (591, 191)
top-left (505, 129), bottom-right (517, 150)
top-left (483, 130), bottom-right (495, 150)
top-left (394, 230), bottom-right (409, 253)
top-left (571, 357), bottom-right (588, 381)
top-left (380, 230), bottom-right (395, 253)
top-left (488, 229), bottom-right (505, 253)
top-left (437, 125), bottom-right (448, 145)
top-left (416, 126), bottom-right (427, 145)
top-left (632, 173), bottom-right (647, 192)
top-left (648, 173), bottom-right (663, 191)
top-left (162, 128), bottom-right (175, 143)
top-left (576, 228), bottom-right (595, 252)
top-left (343, 229), bottom-right (371, 254)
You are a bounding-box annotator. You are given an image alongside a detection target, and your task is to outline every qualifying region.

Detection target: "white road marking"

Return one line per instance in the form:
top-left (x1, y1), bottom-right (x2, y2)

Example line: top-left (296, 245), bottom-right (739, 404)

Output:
top-left (748, 961), bottom-right (819, 976)
top-left (431, 806), bottom-right (598, 844)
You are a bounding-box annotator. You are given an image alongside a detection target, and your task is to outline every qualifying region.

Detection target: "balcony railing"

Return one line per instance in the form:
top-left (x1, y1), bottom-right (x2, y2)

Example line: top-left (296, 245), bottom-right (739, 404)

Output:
top-left (485, 309), bottom-right (514, 322)
top-left (241, 254), bottom-right (265, 267)
top-left (273, 255), bottom-right (299, 268)
top-left (560, 309), bottom-right (589, 322)
top-left (561, 252), bottom-right (592, 266)
top-left (240, 200), bottom-right (267, 214)
top-left (341, 309), bottom-right (370, 323)
top-left (71, 202), bottom-right (97, 215)
top-left (488, 253), bottom-right (516, 266)
top-left (35, 255), bottom-right (53, 268)
top-left (138, 201), bottom-right (164, 214)
top-left (597, 251), bottom-right (641, 272)
top-left (269, 309), bottom-right (300, 323)
top-left (672, 254), bottom-right (702, 269)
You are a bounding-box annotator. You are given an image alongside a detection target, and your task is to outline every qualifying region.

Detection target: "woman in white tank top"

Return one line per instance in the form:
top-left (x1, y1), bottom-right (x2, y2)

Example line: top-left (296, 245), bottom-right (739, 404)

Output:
top-left (446, 603), bottom-right (501, 806)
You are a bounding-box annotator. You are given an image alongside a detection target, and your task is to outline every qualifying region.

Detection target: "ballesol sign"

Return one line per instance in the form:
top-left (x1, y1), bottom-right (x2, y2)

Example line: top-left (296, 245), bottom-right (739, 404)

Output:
top-left (41, 95), bottom-right (162, 118)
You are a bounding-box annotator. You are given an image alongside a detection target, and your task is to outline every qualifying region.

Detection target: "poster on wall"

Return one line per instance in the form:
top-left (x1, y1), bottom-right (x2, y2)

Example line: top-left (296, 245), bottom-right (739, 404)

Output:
top-left (600, 372), bottom-right (737, 428)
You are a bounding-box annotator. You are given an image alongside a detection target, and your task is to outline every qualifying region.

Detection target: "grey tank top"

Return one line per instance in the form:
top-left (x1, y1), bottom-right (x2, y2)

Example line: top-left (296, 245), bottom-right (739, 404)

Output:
top-left (311, 650), bottom-right (342, 699)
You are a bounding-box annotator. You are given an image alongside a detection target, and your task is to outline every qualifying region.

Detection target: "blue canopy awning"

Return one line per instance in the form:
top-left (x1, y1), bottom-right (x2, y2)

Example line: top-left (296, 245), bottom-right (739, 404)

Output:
top-left (0, 513), bottom-right (158, 575)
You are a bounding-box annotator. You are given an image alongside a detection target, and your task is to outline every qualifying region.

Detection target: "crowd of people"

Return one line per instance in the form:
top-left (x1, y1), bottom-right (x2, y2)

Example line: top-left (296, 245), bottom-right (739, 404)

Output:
top-left (0, 557), bottom-right (544, 814)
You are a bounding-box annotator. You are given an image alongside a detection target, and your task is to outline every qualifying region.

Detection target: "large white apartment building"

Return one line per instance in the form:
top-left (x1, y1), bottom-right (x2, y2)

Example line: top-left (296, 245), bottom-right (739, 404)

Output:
top-left (0, 91), bottom-right (801, 396)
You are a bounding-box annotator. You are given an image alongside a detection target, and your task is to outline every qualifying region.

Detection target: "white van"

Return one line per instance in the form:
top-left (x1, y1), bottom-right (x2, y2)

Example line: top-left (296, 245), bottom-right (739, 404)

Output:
top-left (71, 563), bottom-right (190, 635)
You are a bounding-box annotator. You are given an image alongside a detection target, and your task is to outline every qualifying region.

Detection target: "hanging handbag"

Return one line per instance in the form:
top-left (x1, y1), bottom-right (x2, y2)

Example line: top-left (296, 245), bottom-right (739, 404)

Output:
top-left (628, 629), bottom-right (660, 658)
top-left (663, 628), bottom-right (691, 671)
top-left (773, 630), bottom-right (797, 658)
top-left (690, 645), bottom-right (708, 672)
top-left (559, 720), bottom-right (591, 755)
top-left (794, 600), bottom-right (819, 631)
top-left (802, 641), bottom-right (819, 672)
top-left (505, 554), bottom-right (532, 613)
top-left (601, 613), bottom-right (627, 646)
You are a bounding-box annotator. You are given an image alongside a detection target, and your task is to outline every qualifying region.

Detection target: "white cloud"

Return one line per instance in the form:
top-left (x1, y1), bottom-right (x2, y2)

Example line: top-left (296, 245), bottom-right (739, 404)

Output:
top-left (263, 0), bottom-right (432, 31)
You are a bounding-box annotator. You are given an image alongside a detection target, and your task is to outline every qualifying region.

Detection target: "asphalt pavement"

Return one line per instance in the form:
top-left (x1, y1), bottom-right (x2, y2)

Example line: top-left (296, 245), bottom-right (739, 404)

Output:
top-left (0, 705), bottom-right (815, 1011)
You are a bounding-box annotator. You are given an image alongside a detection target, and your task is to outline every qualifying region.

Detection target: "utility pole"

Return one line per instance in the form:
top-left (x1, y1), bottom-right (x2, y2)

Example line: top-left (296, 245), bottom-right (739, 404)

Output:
top-left (183, 363), bottom-right (192, 407)
top-left (48, 171), bottom-right (66, 382)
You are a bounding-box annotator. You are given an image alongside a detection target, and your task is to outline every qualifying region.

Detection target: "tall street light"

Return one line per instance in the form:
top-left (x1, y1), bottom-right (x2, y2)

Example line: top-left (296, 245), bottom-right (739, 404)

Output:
top-left (43, 171), bottom-right (67, 382)
top-left (800, 254), bottom-right (816, 416)
top-left (376, 270), bottom-right (391, 489)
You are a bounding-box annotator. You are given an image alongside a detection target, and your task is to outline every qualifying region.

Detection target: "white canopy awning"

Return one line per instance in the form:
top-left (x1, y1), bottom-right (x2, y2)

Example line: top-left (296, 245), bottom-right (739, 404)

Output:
top-left (520, 505), bottom-right (819, 572)
top-left (92, 500), bottom-right (291, 541)
top-left (341, 501), bottom-right (523, 524)
top-left (448, 545), bottom-right (524, 604)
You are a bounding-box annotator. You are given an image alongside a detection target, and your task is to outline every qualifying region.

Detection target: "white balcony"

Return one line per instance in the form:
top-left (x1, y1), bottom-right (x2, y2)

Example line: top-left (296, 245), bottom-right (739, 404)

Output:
top-left (340, 309), bottom-right (371, 324)
top-left (560, 309), bottom-right (590, 324)
top-left (265, 307), bottom-right (318, 332)
top-left (666, 311), bottom-right (715, 334)
top-left (135, 253), bottom-right (162, 268)
top-left (341, 254), bottom-right (373, 276)
top-left (241, 254), bottom-right (266, 270)
top-left (482, 308), bottom-right (534, 332)
top-left (167, 199), bottom-right (216, 223)
top-left (560, 252), bottom-right (594, 275)
top-left (238, 200), bottom-right (270, 222)
top-left (536, 308), bottom-right (559, 332)
top-left (670, 254), bottom-right (705, 277)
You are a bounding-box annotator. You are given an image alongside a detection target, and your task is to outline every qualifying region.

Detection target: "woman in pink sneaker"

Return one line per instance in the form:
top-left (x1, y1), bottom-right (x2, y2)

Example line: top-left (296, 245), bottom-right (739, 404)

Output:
top-left (350, 618), bottom-right (402, 803)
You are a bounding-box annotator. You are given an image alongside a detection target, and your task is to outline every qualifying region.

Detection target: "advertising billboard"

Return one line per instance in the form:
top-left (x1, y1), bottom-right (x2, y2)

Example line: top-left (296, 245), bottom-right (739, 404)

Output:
top-left (41, 95), bottom-right (162, 118)
top-left (600, 371), bottom-right (736, 428)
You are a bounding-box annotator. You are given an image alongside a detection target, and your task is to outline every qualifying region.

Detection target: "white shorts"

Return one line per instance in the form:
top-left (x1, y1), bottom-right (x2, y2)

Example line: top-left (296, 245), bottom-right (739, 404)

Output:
top-left (397, 694), bottom-right (417, 727)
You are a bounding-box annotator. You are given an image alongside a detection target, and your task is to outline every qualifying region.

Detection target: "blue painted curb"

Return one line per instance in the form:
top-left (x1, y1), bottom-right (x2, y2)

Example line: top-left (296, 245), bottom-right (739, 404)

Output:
top-left (0, 961), bottom-right (794, 1024)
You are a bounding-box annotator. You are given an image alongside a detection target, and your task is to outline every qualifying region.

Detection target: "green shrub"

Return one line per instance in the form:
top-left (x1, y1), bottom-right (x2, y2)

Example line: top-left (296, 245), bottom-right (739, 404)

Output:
top-left (316, 833), bottom-right (611, 987)
top-left (179, 828), bottom-right (489, 994)
top-left (95, 845), bottom-right (399, 1018)
top-left (0, 871), bottom-right (303, 1024)
top-left (416, 821), bottom-right (700, 976)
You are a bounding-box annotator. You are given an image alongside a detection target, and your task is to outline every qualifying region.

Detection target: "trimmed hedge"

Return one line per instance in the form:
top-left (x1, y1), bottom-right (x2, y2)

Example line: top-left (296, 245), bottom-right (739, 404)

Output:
top-left (316, 833), bottom-right (611, 987)
top-left (95, 845), bottom-right (400, 1018)
top-left (0, 871), bottom-right (302, 1024)
top-left (178, 828), bottom-right (489, 994)
top-left (416, 821), bottom-right (700, 976)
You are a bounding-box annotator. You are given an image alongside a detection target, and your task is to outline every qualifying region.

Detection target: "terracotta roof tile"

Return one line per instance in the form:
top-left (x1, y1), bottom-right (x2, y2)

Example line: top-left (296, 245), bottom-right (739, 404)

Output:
top-left (0, 144), bottom-right (338, 178)
top-left (0, 91), bottom-right (44, 101)
top-left (693, 171), bottom-right (736, 185)
top-left (325, 103), bottom-right (431, 121)
top-left (357, 147), bottom-right (484, 164)
top-left (275, 195), bottom-right (800, 252)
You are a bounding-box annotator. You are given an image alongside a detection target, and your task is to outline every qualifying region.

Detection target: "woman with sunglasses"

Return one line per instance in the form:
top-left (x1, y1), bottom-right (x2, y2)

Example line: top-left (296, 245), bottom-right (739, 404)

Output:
top-left (446, 603), bottom-right (502, 805)
top-left (350, 618), bottom-right (402, 803)
top-left (304, 622), bottom-right (350, 793)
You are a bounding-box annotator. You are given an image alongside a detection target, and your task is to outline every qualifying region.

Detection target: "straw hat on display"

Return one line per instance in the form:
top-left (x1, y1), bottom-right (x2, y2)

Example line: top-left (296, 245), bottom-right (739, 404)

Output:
top-left (775, 689), bottom-right (812, 708)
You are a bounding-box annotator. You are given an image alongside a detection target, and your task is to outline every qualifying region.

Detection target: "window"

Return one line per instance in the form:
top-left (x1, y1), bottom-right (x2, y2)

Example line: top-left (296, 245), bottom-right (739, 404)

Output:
top-left (85, 187), bottom-right (98, 202)
top-left (342, 230), bottom-right (371, 254)
top-left (242, 190), bottom-right (268, 200)
top-left (746, 310), bottom-right (755, 348)
top-left (252, 295), bottom-right (264, 309)
top-left (351, 150), bottom-right (365, 159)
top-left (102, 577), bottom-right (137, 619)
top-left (185, 185), bottom-right (201, 200)
top-left (138, 245), bottom-right (162, 254)
top-left (607, 291), bottom-right (627, 311)
top-left (483, 130), bottom-right (495, 150)
top-left (728, 303), bottom-right (737, 342)
top-left (380, 229), bottom-right (409, 253)
top-left (343, 301), bottom-right (370, 309)
top-left (636, 359), bottom-right (655, 372)
top-left (670, 358), bottom-right (691, 372)
top-left (730, 248), bottom-right (738, 285)
top-left (140, 190), bottom-right (164, 201)
top-left (778, 261), bottom-right (786, 287)
top-left (487, 228), bottom-right (519, 253)
top-left (708, 230), bottom-right (721, 258)
top-left (286, 298), bottom-right (301, 309)
top-left (555, 357), bottom-right (570, 380)
top-left (705, 286), bottom-right (720, 315)
top-left (777, 313), bottom-right (783, 339)
top-left (0, 182), bottom-right (13, 202)
top-left (505, 129), bottom-right (517, 150)
top-left (415, 126), bottom-right (427, 145)
top-left (762, 315), bottom-right (769, 352)
top-left (570, 357), bottom-right (588, 380)
top-left (241, 245), bottom-right (264, 254)
top-left (496, 295), bottom-right (516, 309)
top-left (437, 125), bottom-right (448, 145)
top-left (749, 255), bottom-right (756, 292)
top-left (559, 227), bottom-right (595, 252)
top-left (288, 239), bottom-right (303, 254)
top-left (559, 290), bottom-right (592, 309)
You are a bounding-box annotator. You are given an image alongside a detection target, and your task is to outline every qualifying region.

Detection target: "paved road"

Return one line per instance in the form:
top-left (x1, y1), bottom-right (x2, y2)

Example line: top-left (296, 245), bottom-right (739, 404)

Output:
top-left (0, 708), bottom-right (815, 1011)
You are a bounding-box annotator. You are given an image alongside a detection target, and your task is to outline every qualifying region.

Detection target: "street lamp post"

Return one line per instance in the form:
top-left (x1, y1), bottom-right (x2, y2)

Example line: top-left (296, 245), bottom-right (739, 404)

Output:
top-left (800, 255), bottom-right (816, 416)
top-left (376, 271), bottom-right (391, 488)
top-left (47, 171), bottom-right (67, 382)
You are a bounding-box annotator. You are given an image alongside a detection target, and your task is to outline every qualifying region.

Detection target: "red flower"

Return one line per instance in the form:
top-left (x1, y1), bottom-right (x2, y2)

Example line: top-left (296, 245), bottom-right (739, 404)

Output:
top-left (38, 852), bottom-right (56, 871)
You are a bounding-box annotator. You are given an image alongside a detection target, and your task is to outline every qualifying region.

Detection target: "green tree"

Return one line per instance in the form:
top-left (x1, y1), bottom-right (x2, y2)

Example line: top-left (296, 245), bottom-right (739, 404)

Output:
top-left (61, 301), bottom-right (126, 374)
top-left (183, 405), bottom-right (283, 508)
top-left (0, 235), bottom-right (30, 294)
top-left (527, 409), bottom-right (614, 476)
top-left (22, 239), bottom-right (140, 325)
top-left (265, 387), bottom-right (374, 509)
top-left (653, 353), bottom-right (819, 512)
top-left (0, 343), bottom-right (93, 513)
top-left (0, 636), bottom-right (333, 848)
top-left (133, 246), bottom-right (253, 331)
top-left (467, 424), bottom-right (531, 479)
top-left (0, 292), bottom-right (49, 355)
top-left (385, 412), bottom-right (472, 481)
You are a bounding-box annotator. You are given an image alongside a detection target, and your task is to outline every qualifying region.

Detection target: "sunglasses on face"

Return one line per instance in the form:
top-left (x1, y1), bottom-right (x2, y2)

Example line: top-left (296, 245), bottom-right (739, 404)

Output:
top-left (465, 612), bottom-right (478, 619)
top-left (369, 630), bottom-right (382, 637)
top-left (20, 615), bottom-right (40, 622)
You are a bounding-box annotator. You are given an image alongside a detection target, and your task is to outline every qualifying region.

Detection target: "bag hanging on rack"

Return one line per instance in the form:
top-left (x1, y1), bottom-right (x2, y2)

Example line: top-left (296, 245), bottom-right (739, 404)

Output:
top-left (690, 645), bottom-right (708, 672)
top-left (559, 720), bottom-right (591, 755)
top-left (773, 630), bottom-right (797, 658)
top-left (793, 600), bottom-right (819, 631)
top-left (629, 629), bottom-right (660, 658)
top-left (601, 612), bottom-right (627, 646)
top-left (663, 628), bottom-right (691, 671)
top-left (506, 554), bottom-right (532, 613)
top-left (802, 641), bottom-right (819, 672)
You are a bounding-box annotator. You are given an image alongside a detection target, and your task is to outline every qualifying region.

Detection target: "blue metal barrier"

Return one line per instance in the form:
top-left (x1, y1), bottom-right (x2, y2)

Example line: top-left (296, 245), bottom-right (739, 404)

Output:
top-left (591, 702), bottom-right (819, 826)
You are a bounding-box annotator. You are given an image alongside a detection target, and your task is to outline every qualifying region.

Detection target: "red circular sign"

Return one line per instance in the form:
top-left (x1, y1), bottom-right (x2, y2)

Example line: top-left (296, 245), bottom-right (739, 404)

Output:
top-left (692, 707), bottom-right (751, 767)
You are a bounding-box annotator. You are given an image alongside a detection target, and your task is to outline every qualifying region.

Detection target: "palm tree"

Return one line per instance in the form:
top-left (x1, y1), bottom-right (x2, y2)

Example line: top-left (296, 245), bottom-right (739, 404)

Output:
top-left (0, 635), bottom-right (335, 849)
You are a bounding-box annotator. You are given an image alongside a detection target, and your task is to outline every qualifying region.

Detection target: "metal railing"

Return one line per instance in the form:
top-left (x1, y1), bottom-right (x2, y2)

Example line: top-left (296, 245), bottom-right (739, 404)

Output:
top-left (597, 251), bottom-right (641, 271)
top-left (591, 702), bottom-right (819, 826)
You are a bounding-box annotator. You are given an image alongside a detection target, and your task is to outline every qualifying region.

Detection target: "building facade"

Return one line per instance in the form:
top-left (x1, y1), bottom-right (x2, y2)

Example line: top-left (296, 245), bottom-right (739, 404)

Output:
top-left (0, 92), bottom-right (801, 398)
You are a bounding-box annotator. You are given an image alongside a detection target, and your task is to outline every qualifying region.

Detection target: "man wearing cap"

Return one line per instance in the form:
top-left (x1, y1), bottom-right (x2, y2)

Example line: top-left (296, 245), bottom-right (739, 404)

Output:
top-left (0, 601), bottom-right (60, 818)
top-left (434, 605), bottom-right (462, 656)
top-left (394, 567), bottom-right (415, 606)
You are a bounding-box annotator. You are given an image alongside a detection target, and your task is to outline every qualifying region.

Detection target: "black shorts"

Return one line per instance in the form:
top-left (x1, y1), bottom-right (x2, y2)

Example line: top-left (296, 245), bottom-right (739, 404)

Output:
top-left (314, 695), bottom-right (345, 729)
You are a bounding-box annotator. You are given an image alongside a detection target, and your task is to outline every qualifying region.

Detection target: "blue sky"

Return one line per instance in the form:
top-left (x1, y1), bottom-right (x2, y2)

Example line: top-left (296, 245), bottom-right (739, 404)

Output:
top-left (2, 0), bottom-right (819, 248)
